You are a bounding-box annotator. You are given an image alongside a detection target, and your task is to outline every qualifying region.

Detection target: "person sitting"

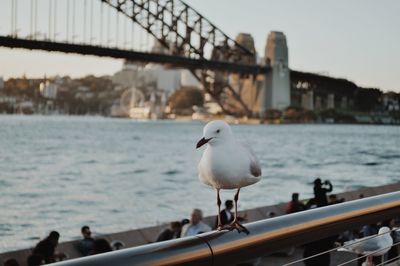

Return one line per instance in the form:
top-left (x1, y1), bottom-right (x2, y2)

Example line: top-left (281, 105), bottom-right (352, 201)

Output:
top-left (91, 238), bottom-right (112, 255)
top-left (156, 221), bottom-right (182, 242)
top-left (3, 258), bottom-right (19, 266)
top-left (32, 231), bottom-right (66, 263)
top-left (111, 240), bottom-right (125, 250)
top-left (328, 194), bottom-right (344, 205)
top-left (78, 225), bottom-right (95, 256)
top-left (181, 209), bottom-right (211, 237)
top-left (26, 255), bottom-right (44, 266)
top-left (286, 193), bottom-right (306, 214)
top-left (215, 200), bottom-right (234, 229)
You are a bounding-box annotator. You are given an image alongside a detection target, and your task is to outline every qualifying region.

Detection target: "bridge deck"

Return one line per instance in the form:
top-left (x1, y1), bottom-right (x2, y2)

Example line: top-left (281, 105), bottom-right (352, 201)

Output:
top-left (0, 36), bottom-right (269, 74)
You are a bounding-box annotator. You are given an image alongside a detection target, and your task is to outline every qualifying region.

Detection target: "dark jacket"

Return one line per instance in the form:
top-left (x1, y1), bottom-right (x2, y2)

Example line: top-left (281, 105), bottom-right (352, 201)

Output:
top-left (156, 229), bottom-right (176, 242)
top-left (215, 209), bottom-right (234, 228)
top-left (33, 239), bottom-right (57, 263)
top-left (314, 183), bottom-right (333, 207)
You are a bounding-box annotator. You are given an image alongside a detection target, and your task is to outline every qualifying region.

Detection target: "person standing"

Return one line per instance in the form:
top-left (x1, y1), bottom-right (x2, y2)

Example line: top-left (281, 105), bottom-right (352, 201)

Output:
top-left (313, 178), bottom-right (333, 207)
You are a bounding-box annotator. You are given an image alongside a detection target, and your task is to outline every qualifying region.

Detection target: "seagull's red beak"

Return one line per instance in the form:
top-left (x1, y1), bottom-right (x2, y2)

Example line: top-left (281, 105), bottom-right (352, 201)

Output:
top-left (196, 137), bottom-right (211, 149)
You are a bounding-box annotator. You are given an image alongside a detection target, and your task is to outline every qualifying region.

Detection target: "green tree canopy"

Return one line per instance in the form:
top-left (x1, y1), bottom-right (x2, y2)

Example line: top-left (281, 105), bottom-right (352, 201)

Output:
top-left (168, 87), bottom-right (204, 114)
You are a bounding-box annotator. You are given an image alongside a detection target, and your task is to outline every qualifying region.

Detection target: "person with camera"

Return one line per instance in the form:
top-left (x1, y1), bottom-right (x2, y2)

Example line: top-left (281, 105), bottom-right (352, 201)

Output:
top-left (313, 178), bottom-right (333, 207)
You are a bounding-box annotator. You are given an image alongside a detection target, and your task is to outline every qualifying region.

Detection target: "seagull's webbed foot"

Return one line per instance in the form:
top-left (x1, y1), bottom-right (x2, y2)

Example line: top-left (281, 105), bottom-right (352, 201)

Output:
top-left (216, 224), bottom-right (232, 231)
top-left (228, 221), bottom-right (249, 235)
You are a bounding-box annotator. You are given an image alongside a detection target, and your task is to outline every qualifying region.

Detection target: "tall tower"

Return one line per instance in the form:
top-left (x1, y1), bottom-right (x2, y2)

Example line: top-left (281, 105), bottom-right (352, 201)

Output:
top-left (261, 31), bottom-right (290, 113)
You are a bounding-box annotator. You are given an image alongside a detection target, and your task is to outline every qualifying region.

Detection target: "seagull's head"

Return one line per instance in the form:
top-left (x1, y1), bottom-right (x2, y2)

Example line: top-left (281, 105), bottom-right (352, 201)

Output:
top-left (196, 120), bottom-right (233, 148)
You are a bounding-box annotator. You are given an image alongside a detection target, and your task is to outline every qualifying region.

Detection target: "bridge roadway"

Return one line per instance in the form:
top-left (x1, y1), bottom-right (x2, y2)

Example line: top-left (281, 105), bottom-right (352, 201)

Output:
top-left (0, 36), bottom-right (269, 74)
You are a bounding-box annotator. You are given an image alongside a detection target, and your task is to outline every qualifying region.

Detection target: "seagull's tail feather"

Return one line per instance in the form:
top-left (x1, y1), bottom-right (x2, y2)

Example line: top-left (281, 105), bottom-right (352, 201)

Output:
top-left (337, 247), bottom-right (350, 252)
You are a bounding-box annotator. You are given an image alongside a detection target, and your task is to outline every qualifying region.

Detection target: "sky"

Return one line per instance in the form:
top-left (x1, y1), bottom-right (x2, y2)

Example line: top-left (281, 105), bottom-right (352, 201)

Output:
top-left (0, 0), bottom-right (399, 92)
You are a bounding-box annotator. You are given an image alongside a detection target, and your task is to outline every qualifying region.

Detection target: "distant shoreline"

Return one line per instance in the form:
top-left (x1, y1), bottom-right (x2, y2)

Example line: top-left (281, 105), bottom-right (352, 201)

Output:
top-left (1, 113), bottom-right (399, 126)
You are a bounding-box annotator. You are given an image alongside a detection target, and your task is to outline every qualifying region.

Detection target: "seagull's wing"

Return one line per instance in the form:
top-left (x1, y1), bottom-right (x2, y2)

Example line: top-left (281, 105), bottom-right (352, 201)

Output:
top-left (241, 142), bottom-right (262, 177)
top-left (358, 239), bottom-right (381, 253)
top-left (340, 237), bottom-right (381, 254)
top-left (198, 153), bottom-right (213, 187)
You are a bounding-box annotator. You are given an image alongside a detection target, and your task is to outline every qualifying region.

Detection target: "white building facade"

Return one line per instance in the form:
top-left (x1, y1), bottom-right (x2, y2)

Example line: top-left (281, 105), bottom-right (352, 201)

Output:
top-left (39, 81), bottom-right (58, 99)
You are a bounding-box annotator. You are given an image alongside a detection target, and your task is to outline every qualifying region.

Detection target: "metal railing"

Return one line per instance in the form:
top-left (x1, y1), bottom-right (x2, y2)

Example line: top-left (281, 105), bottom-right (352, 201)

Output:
top-left (52, 191), bottom-right (400, 266)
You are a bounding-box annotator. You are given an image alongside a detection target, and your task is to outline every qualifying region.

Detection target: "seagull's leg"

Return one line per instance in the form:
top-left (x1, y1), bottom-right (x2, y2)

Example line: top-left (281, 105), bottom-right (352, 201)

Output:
top-left (216, 189), bottom-right (223, 230)
top-left (233, 188), bottom-right (240, 221)
top-left (229, 188), bottom-right (249, 234)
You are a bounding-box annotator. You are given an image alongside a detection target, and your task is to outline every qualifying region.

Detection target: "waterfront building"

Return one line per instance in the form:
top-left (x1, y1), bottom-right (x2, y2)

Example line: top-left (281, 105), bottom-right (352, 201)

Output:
top-left (38, 80), bottom-right (57, 114)
top-left (327, 94), bottom-right (335, 109)
top-left (39, 81), bottom-right (58, 99)
top-left (181, 70), bottom-right (201, 88)
top-left (112, 62), bottom-right (141, 88)
top-left (112, 58), bottom-right (181, 118)
top-left (382, 92), bottom-right (400, 111)
top-left (341, 96), bottom-right (348, 110)
top-left (75, 86), bottom-right (94, 101)
top-left (144, 64), bottom-right (181, 92)
top-left (301, 90), bottom-right (314, 110)
top-left (315, 96), bottom-right (322, 110)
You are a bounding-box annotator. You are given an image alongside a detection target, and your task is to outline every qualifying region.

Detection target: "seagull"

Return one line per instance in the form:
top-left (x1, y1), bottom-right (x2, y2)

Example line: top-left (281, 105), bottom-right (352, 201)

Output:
top-left (196, 120), bottom-right (262, 234)
top-left (338, 227), bottom-right (393, 263)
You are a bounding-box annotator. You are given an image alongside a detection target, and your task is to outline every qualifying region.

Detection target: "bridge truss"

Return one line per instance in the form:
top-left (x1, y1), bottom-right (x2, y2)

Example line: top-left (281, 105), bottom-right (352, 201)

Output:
top-left (102, 0), bottom-right (260, 115)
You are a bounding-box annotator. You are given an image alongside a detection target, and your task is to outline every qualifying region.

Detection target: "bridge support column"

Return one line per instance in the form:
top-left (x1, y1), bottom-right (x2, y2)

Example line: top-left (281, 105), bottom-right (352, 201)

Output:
top-left (260, 70), bottom-right (271, 123)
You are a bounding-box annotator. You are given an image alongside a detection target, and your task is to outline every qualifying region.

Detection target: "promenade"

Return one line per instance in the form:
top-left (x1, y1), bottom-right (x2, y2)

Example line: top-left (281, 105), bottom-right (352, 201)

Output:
top-left (1, 182), bottom-right (399, 266)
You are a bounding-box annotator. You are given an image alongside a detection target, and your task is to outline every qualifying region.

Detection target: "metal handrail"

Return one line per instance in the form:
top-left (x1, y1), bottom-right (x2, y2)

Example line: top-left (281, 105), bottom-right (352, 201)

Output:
top-left (52, 191), bottom-right (400, 266)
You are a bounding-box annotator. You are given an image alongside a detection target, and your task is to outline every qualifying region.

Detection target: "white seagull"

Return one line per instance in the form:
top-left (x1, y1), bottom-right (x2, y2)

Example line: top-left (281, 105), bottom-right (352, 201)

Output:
top-left (196, 120), bottom-right (262, 234)
top-left (338, 227), bottom-right (393, 263)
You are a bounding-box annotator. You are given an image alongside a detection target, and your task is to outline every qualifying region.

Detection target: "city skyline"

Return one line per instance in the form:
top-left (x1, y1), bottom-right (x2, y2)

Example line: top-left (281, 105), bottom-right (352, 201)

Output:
top-left (0, 0), bottom-right (399, 92)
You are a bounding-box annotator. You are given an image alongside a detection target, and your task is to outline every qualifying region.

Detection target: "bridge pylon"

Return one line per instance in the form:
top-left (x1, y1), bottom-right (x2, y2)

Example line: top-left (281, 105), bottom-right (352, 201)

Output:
top-left (261, 31), bottom-right (291, 118)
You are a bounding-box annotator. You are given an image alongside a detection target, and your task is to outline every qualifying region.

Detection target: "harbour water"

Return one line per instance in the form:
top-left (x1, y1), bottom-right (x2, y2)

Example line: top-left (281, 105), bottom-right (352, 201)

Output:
top-left (0, 115), bottom-right (399, 252)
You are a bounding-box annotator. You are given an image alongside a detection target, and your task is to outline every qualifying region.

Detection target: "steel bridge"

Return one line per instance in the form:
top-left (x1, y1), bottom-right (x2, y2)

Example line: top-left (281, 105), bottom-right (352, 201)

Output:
top-left (1, 0), bottom-right (272, 116)
top-left (1, 0), bottom-right (372, 118)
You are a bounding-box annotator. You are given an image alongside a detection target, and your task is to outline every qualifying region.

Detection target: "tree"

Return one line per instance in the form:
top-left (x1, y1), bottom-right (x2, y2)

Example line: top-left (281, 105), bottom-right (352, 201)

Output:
top-left (168, 87), bottom-right (204, 115)
top-left (354, 88), bottom-right (382, 112)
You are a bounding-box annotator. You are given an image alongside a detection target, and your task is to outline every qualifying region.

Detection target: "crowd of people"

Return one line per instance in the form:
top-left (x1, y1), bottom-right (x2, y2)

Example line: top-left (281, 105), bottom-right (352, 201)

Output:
top-left (2, 177), bottom-right (399, 266)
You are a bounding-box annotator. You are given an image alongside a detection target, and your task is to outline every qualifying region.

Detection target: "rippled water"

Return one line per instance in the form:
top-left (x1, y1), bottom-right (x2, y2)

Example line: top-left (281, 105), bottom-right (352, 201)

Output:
top-left (0, 115), bottom-right (399, 252)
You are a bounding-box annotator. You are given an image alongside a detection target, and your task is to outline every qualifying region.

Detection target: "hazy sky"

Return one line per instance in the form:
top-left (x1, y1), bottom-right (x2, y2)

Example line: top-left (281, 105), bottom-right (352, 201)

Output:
top-left (0, 0), bottom-right (399, 92)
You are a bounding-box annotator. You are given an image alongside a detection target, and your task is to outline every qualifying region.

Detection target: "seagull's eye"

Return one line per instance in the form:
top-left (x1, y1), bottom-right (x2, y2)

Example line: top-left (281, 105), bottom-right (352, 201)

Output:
top-left (216, 129), bottom-right (220, 133)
